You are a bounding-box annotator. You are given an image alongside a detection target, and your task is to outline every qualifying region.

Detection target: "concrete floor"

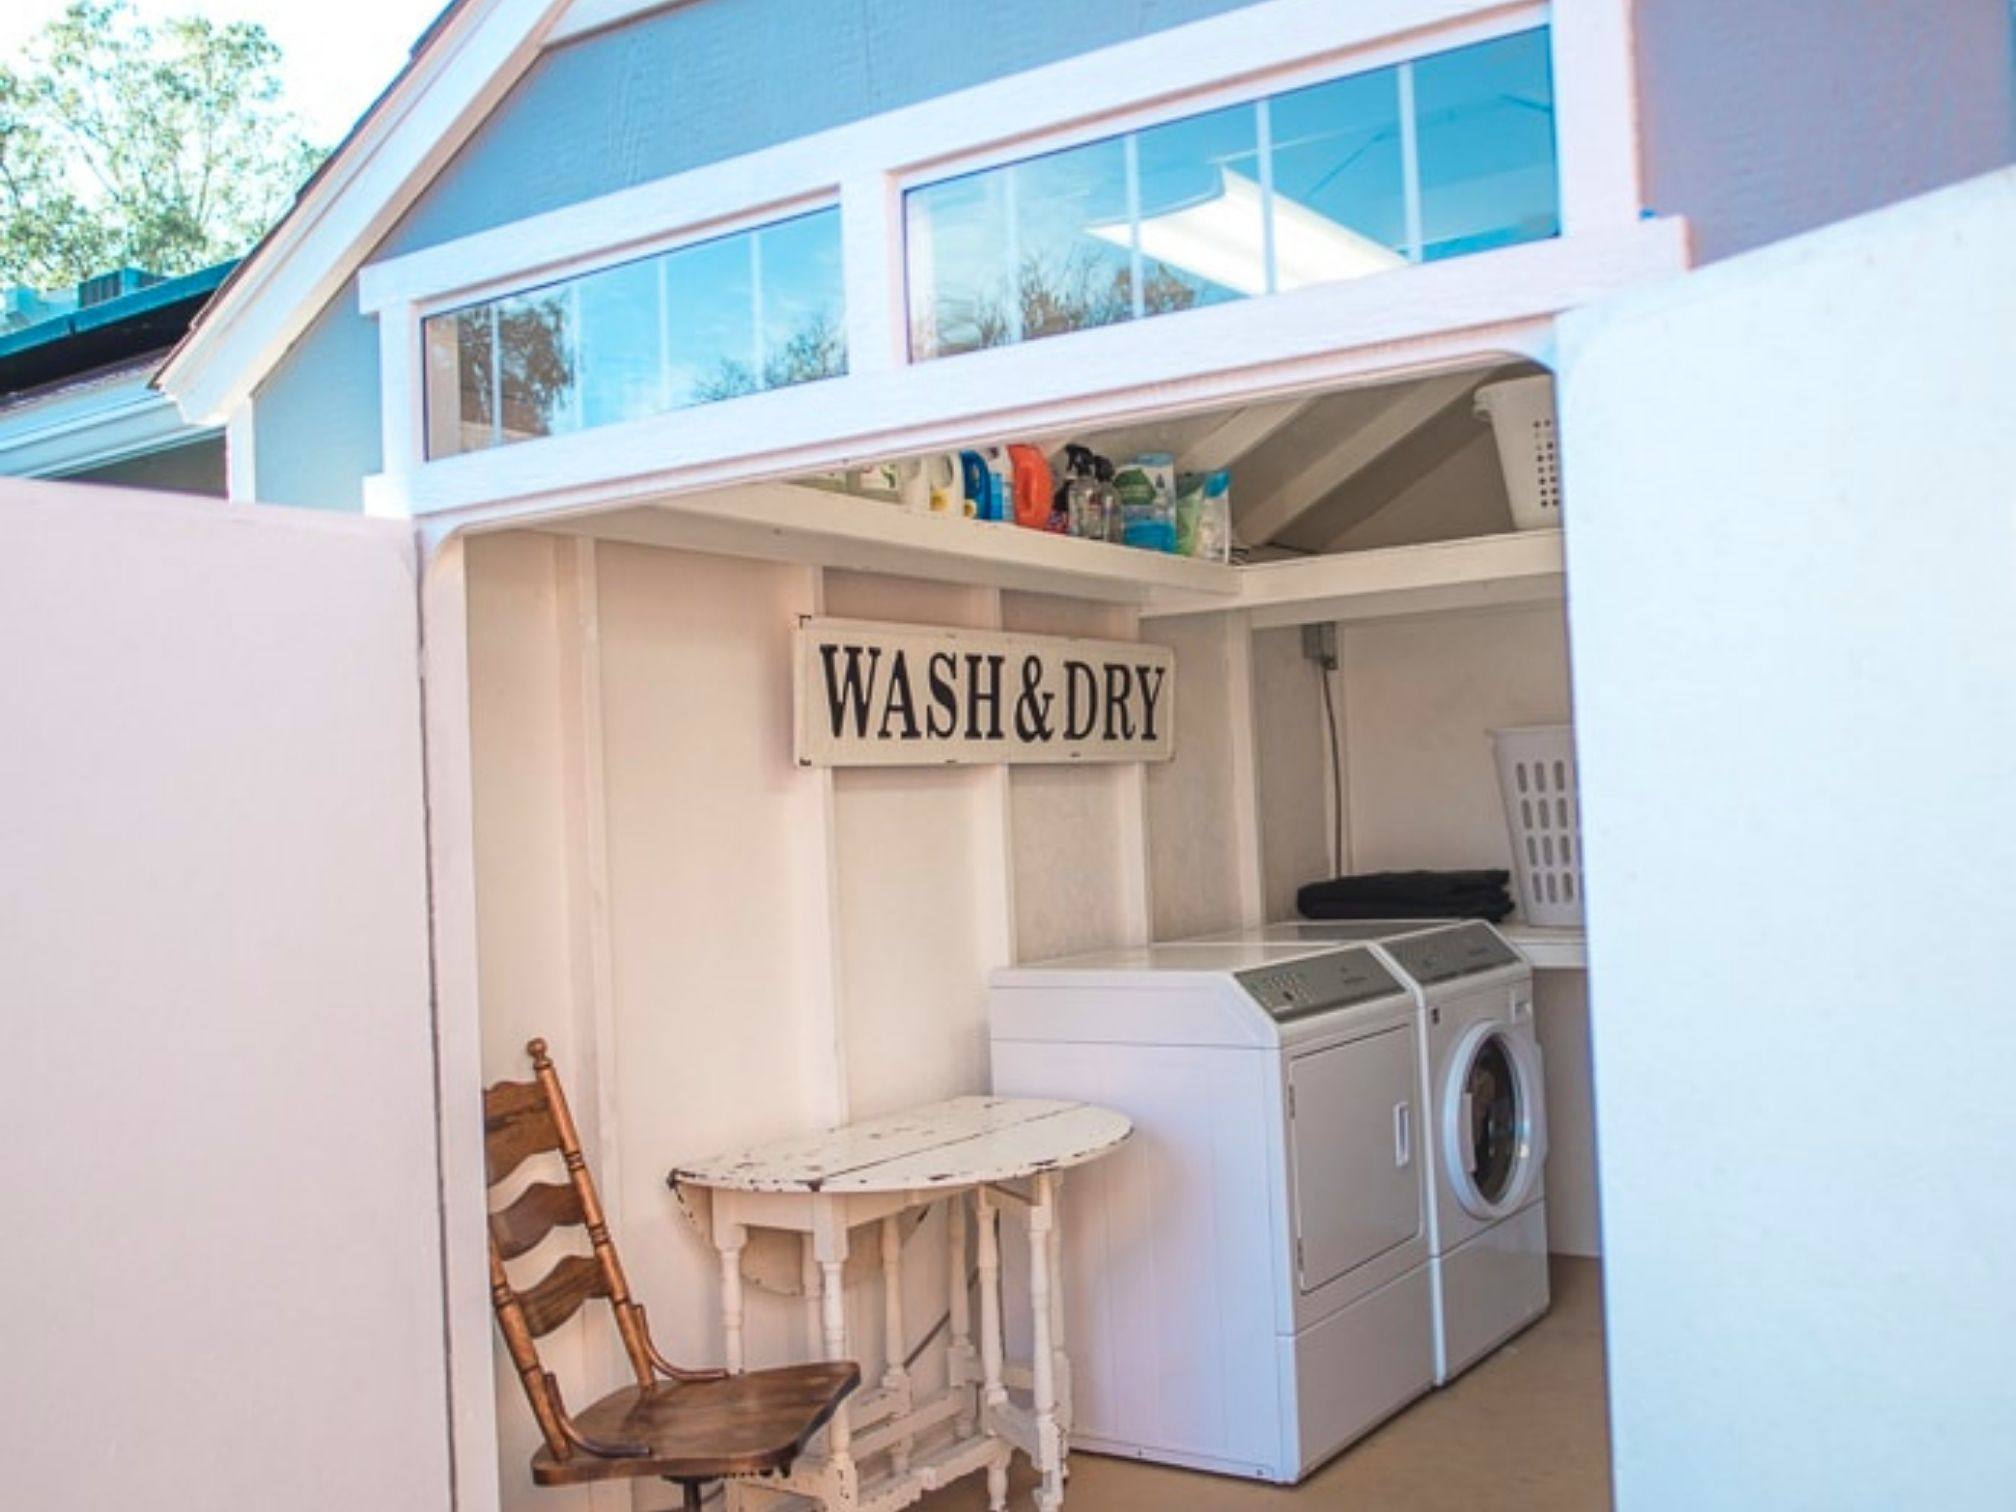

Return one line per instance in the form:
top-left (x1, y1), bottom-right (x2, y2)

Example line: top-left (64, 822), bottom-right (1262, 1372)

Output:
top-left (919, 1257), bottom-right (1611, 1512)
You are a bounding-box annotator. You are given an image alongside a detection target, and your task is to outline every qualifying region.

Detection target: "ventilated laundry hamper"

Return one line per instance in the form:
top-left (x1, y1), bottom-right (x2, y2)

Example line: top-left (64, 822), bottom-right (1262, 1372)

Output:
top-left (1491, 723), bottom-right (1584, 926)
top-left (1474, 375), bottom-right (1560, 531)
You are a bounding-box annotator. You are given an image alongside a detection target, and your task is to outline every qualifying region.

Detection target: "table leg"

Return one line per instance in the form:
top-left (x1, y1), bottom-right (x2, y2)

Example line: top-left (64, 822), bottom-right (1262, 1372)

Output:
top-left (975, 1184), bottom-right (1007, 1512)
top-left (803, 1237), bottom-right (824, 1358)
top-left (713, 1197), bottom-right (748, 1375)
top-left (881, 1215), bottom-right (913, 1476)
top-left (813, 1200), bottom-right (859, 1511)
top-left (1028, 1172), bottom-right (1063, 1512)
top-left (1049, 1172), bottom-right (1072, 1445)
top-left (947, 1191), bottom-right (975, 1437)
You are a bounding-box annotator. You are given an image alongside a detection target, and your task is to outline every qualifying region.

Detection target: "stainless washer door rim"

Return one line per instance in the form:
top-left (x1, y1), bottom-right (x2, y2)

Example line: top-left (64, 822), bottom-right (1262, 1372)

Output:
top-left (1440, 1020), bottom-right (1547, 1220)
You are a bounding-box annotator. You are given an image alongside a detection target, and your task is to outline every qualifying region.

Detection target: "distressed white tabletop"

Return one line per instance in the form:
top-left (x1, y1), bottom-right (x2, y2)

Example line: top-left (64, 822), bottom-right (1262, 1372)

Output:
top-left (670, 1094), bottom-right (1131, 1195)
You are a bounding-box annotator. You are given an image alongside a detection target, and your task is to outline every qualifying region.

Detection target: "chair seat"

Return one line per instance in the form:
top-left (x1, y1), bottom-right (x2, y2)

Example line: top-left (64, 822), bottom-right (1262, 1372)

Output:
top-left (531, 1362), bottom-right (862, 1486)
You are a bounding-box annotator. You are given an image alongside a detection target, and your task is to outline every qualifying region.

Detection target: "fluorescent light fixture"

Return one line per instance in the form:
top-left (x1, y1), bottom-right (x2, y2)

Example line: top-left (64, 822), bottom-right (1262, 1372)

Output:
top-left (1092, 171), bottom-right (1405, 297)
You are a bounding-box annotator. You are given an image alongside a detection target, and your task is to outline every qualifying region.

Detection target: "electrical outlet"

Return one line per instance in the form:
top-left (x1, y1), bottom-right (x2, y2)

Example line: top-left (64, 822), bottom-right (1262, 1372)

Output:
top-left (1301, 622), bottom-right (1338, 670)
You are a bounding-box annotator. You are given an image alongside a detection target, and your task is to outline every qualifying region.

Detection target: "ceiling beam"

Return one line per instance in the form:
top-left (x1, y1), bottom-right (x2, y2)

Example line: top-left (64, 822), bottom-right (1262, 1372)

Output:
top-left (1177, 397), bottom-right (1312, 475)
top-left (1235, 372), bottom-right (1479, 546)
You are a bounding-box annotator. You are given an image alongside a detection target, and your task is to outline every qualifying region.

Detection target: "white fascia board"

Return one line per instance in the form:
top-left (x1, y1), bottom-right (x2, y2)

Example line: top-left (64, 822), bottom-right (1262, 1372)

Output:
top-left (361, 0), bottom-right (1545, 314)
top-left (156, 0), bottom-right (573, 426)
top-left (549, 0), bottom-right (695, 45)
top-left (371, 216), bottom-right (1688, 530)
top-left (0, 366), bottom-right (220, 476)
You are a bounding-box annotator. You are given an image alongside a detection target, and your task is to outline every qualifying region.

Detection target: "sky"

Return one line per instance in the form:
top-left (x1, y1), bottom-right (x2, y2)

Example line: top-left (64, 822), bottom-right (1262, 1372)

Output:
top-left (0, 0), bottom-right (452, 147)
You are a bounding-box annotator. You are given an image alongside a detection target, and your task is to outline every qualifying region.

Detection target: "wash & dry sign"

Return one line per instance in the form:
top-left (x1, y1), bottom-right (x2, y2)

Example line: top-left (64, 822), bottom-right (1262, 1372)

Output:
top-left (795, 617), bottom-right (1175, 767)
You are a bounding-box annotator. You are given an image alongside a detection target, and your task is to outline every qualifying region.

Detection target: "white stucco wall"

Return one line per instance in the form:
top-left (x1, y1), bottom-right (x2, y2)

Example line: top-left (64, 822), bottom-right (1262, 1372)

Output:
top-left (1561, 168), bottom-right (2016, 1509)
top-left (0, 482), bottom-right (448, 1511)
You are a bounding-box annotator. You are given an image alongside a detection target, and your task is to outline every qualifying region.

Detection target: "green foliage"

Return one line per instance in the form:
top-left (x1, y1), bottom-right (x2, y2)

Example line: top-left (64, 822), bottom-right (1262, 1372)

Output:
top-left (0, 0), bottom-right (324, 290)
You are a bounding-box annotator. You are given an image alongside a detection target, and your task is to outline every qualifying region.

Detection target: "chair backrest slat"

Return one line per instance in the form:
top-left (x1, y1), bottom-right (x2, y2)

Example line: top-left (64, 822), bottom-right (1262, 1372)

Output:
top-left (485, 1078), bottom-right (562, 1185)
top-left (490, 1180), bottom-right (587, 1262)
top-left (517, 1253), bottom-right (615, 1337)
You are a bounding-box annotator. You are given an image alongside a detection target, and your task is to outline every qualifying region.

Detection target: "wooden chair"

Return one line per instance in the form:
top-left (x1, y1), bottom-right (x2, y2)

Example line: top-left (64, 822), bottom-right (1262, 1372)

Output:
top-left (485, 1038), bottom-right (859, 1510)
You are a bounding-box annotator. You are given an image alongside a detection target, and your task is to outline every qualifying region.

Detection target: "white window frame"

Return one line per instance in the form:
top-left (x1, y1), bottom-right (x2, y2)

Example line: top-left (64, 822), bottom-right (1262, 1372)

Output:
top-left (359, 0), bottom-right (1675, 526)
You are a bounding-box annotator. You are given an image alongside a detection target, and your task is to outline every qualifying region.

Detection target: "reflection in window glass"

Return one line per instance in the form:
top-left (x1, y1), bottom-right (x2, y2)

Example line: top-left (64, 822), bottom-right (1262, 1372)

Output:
top-left (1269, 68), bottom-right (1410, 283)
top-left (756, 211), bottom-right (848, 392)
top-left (907, 136), bottom-right (1133, 359)
top-left (1133, 104), bottom-right (1263, 306)
top-left (669, 232), bottom-right (758, 405)
top-left (1015, 137), bottom-right (1133, 342)
top-left (1414, 30), bottom-right (1559, 261)
top-left (904, 28), bottom-right (1559, 361)
top-left (422, 207), bottom-right (846, 458)
top-left (495, 291), bottom-right (576, 443)
top-left (577, 259), bottom-right (663, 429)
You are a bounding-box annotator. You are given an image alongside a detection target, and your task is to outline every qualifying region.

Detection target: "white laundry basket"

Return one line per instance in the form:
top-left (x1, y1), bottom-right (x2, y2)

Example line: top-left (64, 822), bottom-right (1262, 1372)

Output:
top-left (1474, 375), bottom-right (1560, 531)
top-left (1491, 724), bottom-right (1584, 926)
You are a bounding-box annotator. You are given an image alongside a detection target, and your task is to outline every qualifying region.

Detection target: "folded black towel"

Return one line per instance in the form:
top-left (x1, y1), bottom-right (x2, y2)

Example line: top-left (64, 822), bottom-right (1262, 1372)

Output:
top-left (1296, 895), bottom-right (1515, 923)
top-left (1298, 869), bottom-right (1514, 923)
top-left (1299, 870), bottom-right (1510, 905)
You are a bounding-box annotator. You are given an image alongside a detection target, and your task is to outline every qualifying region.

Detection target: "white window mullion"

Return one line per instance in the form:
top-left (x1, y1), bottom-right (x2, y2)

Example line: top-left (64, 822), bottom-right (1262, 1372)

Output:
top-left (1003, 167), bottom-right (1024, 345)
top-left (1124, 134), bottom-right (1144, 320)
top-left (1255, 97), bottom-right (1279, 296)
top-left (841, 172), bottom-right (904, 374)
top-left (749, 231), bottom-right (766, 385)
top-left (1398, 62), bottom-right (1425, 263)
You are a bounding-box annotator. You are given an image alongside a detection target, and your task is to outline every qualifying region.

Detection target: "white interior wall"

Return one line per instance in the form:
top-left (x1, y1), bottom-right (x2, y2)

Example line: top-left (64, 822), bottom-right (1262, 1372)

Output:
top-left (999, 591), bottom-right (1151, 962)
top-left (0, 483), bottom-right (450, 1512)
top-left (1142, 613), bottom-right (1262, 939)
top-left (1252, 622), bottom-right (1335, 919)
top-left (464, 538), bottom-right (1202, 1503)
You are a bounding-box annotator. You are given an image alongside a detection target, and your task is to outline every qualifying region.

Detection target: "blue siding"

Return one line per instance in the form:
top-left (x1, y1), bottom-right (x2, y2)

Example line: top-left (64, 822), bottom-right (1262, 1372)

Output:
top-left (254, 277), bottom-right (382, 512)
top-left (389, 0), bottom-right (1264, 254)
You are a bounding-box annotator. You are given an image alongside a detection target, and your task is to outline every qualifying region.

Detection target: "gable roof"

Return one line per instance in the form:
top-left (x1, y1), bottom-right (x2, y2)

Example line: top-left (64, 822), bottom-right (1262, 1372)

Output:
top-left (156, 0), bottom-right (645, 424)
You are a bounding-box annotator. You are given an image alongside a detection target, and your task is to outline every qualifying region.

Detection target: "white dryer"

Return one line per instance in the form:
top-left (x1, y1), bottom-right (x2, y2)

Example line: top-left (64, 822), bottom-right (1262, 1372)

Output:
top-left (1198, 921), bottom-right (1551, 1383)
top-left (988, 941), bottom-right (1434, 1483)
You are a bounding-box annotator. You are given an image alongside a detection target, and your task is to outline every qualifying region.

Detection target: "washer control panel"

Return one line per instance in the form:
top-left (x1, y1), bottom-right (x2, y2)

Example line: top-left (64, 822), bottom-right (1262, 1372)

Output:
top-left (1235, 947), bottom-right (1405, 1023)
top-left (1380, 923), bottom-right (1521, 986)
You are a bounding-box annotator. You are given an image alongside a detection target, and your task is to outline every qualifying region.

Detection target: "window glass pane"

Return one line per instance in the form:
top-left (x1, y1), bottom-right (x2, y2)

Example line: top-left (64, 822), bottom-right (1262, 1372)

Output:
top-left (494, 289), bottom-right (576, 442)
top-left (1134, 103), bottom-right (1263, 306)
top-left (1011, 136), bottom-right (1133, 342)
top-left (1269, 67), bottom-right (1412, 283)
top-left (756, 208), bottom-right (848, 391)
top-left (1413, 29), bottom-right (1559, 261)
top-left (906, 171), bottom-right (1011, 359)
top-left (667, 233), bottom-right (758, 405)
top-left (576, 258), bottom-right (664, 429)
top-left (419, 207), bottom-right (843, 458)
top-left (422, 306), bottom-right (495, 458)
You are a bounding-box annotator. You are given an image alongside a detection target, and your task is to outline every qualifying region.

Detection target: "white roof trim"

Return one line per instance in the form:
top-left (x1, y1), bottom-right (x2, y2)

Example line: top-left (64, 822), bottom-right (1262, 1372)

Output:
top-left (0, 365), bottom-right (220, 477)
top-left (550, 0), bottom-right (696, 46)
top-left (156, 0), bottom-right (573, 426)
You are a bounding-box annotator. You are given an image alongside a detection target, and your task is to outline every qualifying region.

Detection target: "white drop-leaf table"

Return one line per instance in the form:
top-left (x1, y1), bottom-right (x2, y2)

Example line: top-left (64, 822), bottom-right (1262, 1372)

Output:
top-left (670, 1096), bottom-right (1131, 1512)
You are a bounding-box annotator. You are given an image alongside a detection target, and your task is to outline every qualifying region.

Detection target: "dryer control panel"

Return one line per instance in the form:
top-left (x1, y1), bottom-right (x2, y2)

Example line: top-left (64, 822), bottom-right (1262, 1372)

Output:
top-left (1235, 947), bottom-right (1404, 1023)
top-left (1380, 922), bottom-right (1521, 985)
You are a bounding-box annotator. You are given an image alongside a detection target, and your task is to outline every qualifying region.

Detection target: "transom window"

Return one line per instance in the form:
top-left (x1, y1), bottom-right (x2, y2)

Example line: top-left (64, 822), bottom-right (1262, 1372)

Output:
top-left (904, 28), bottom-right (1557, 361)
top-left (422, 207), bottom-right (845, 458)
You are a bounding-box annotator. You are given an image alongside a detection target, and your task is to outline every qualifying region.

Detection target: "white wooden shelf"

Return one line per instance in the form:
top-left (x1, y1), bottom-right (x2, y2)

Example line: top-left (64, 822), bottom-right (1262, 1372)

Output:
top-left (1145, 529), bottom-right (1566, 625)
top-left (538, 482), bottom-right (1563, 625)
top-left (1499, 921), bottom-right (1587, 970)
top-left (541, 481), bottom-right (1242, 607)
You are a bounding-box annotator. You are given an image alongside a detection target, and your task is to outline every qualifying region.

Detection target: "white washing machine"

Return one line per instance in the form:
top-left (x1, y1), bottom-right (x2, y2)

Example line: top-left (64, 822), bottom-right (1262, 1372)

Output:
top-left (988, 941), bottom-right (1434, 1483)
top-left (1198, 921), bottom-right (1551, 1383)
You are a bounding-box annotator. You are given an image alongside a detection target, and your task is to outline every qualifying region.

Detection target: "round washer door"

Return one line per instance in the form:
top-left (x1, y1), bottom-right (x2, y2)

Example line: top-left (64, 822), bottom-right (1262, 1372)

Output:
top-left (1441, 1022), bottom-right (1546, 1220)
